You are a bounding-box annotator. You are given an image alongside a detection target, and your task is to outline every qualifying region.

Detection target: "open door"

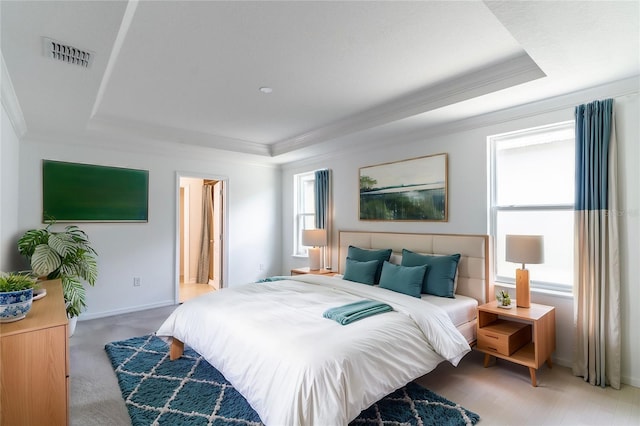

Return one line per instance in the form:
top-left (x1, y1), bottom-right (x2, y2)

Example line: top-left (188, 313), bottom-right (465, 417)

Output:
top-left (208, 180), bottom-right (223, 290)
top-left (177, 175), bottom-right (227, 303)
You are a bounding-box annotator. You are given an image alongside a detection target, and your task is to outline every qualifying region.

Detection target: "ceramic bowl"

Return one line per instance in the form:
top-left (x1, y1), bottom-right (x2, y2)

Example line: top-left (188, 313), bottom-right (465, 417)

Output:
top-left (0, 288), bottom-right (33, 323)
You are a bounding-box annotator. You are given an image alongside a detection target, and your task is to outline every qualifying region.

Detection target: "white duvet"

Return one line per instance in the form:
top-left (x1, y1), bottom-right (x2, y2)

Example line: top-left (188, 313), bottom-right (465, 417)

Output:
top-left (156, 274), bottom-right (470, 426)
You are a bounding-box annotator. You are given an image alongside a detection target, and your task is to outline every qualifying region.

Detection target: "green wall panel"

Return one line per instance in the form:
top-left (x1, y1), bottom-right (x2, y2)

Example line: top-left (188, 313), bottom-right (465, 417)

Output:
top-left (42, 160), bottom-right (149, 222)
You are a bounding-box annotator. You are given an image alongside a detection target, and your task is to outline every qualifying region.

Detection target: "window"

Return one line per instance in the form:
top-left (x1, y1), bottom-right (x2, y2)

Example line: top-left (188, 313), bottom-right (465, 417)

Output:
top-left (293, 171), bottom-right (316, 256)
top-left (489, 121), bottom-right (575, 293)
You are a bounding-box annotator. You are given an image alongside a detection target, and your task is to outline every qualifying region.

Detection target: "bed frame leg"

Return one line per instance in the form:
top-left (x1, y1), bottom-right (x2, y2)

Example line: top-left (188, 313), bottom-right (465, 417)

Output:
top-left (170, 338), bottom-right (184, 360)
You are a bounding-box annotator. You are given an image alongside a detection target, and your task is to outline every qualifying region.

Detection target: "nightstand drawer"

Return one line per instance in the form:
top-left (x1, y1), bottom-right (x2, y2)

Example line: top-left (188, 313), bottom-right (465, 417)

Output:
top-left (477, 320), bottom-right (531, 356)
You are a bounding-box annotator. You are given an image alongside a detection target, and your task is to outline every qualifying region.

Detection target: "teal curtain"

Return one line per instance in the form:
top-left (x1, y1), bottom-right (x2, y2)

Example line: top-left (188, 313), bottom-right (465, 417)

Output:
top-left (314, 169), bottom-right (331, 268)
top-left (314, 169), bottom-right (329, 229)
top-left (573, 98), bottom-right (621, 389)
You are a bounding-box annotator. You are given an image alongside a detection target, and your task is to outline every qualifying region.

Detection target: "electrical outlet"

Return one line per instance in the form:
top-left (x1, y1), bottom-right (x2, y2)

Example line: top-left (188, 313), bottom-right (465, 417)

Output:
top-left (259, 264), bottom-right (264, 271)
top-left (133, 277), bottom-right (141, 287)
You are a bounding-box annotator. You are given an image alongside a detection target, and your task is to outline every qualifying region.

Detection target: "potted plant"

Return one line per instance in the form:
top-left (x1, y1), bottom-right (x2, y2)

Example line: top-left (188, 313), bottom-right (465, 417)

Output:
top-left (0, 271), bottom-right (38, 322)
top-left (496, 290), bottom-right (512, 307)
top-left (17, 224), bottom-right (97, 332)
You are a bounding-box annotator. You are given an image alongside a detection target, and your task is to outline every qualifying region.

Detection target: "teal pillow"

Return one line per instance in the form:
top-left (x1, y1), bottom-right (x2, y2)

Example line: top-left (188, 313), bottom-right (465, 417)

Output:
top-left (343, 258), bottom-right (379, 285)
top-left (347, 246), bottom-right (392, 284)
top-left (401, 249), bottom-right (461, 298)
top-left (378, 261), bottom-right (427, 298)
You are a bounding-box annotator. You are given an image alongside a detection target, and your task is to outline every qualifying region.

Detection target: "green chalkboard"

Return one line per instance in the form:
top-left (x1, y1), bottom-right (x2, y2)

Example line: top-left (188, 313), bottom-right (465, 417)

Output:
top-left (42, 160), bottom-right (149, 222)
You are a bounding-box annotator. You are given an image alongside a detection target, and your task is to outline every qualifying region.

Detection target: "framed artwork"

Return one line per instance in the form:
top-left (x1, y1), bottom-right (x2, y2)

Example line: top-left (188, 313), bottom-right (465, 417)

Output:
top-left (359, 153), bottom-right (448, 221)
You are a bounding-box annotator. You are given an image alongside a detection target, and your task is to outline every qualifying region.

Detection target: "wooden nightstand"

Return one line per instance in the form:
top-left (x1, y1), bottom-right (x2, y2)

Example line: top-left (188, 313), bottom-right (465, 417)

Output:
top-left (290, 267), bottom-right (337, 276)
top-left (476, 300), bottom-right (555, 387)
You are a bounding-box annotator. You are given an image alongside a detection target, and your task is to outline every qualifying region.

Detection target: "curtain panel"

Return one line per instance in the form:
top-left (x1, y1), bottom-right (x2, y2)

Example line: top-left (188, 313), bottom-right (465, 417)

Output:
top-left (573, 98), bottom-right (621, 389)
top-left (314, 169), bottom-right (332, 269)
top-left (196, 184), bottom-right (214, 284)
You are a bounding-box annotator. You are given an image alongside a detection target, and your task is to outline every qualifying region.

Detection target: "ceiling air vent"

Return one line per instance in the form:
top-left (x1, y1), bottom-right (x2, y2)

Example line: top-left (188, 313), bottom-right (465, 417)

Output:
top-left (43, 37), bottom-right (94, 68)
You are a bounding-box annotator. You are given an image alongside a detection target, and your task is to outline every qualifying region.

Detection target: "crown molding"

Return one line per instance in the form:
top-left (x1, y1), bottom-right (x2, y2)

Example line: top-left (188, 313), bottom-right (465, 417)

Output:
top-left (87, 114), bottom-right (272, 157)
top-left (84, 52), bottom-right (543, 160)
top-left (0, 51), bottom-right (27, 138)
top-left (407, 74), bottom-right (640, 141)
top-left (279, 75), bottom-right (639, 167)
top-left (23, 126), bottom-right (281, 170)
top-left (271, 52), bottom-right (545, 156)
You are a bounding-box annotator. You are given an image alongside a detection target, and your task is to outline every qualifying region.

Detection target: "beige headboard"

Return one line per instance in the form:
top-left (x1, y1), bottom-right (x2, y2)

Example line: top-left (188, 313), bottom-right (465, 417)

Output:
top-left (338, 231), bottom-right (492, 304)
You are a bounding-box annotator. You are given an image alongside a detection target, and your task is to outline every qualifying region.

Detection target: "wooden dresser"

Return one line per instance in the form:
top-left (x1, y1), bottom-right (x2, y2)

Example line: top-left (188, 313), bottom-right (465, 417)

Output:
top-left (0, 279), bottom-right (69, 425)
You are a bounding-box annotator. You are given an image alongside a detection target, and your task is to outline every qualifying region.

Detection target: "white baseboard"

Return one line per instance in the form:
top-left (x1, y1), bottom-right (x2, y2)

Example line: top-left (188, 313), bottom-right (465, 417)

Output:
top-left (622, 374), bottom-right (640, 388)
top-left (78, 300), bottom-right (176, 321)
top-left (552, 355), bottom-right (572, 369)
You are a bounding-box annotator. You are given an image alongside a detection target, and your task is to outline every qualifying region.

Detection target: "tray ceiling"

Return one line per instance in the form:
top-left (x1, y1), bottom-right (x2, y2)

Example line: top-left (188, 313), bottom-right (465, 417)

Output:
top-left (1, 1), bottom-right (638, 163)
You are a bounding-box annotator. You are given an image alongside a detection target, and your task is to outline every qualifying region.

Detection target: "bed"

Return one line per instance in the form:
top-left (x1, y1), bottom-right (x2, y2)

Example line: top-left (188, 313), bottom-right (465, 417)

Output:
top-left (337, 231), bottom-right (492, 345)
top-left (157, 231), bottom-right (490, 425)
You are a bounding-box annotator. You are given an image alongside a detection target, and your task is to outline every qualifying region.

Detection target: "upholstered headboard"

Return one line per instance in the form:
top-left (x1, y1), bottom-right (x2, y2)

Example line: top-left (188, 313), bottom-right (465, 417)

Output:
top-left (338, 231), bottom-right (492, 304)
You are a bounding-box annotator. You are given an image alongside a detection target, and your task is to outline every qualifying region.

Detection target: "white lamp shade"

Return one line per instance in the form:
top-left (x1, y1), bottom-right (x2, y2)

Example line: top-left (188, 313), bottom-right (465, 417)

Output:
top-left (505, 235), bottom-right (544, 265)
top-left (302, 229), bottom-right (327, 247)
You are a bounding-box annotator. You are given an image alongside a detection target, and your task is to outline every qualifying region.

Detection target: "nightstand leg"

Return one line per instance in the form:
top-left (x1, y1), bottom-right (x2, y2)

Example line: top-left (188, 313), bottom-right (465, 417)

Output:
top-left (529, 368), bottom-right (537, 387)
top-left (546, 357), bottom-right (553, 369)
top-left (483, 354), bottom-right (492, 368)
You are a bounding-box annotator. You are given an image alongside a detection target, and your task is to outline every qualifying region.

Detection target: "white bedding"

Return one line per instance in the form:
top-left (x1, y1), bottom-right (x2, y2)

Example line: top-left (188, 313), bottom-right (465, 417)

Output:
top-left (156, 274), bottom-right (471, 426)
top-left (420, 293), bottom-right (478, 327)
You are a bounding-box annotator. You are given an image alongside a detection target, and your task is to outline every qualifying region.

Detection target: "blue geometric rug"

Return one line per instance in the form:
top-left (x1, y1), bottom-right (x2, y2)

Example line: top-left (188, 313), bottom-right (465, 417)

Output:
top-left (105, 335), bottom-right (480, 426)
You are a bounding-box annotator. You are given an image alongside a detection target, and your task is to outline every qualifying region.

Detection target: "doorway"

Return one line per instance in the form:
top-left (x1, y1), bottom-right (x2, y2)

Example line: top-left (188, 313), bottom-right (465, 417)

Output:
top-left (177, 174), bottom-right (227, 303)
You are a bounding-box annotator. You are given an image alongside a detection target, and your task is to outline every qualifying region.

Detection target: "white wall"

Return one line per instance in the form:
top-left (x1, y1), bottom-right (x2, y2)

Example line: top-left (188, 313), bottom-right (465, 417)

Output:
top-left (0, 103), bottom-right (21, 271)
top-left (281, 83), bottom-right (639, 386)
top-left (16, 136), bottom-right (281, 320)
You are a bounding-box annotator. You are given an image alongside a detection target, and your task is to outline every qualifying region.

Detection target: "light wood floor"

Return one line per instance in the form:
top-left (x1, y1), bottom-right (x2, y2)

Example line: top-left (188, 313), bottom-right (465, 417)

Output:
top-left (179, 281), bottom-right (216, 303)
top-left (418, 350), bottom-right (639, 425)
top-left (70, 305), bottom-right (640, 425)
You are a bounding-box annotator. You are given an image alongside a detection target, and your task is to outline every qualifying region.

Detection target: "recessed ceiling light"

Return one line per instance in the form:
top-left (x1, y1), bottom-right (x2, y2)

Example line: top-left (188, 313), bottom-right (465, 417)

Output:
top-left (259, 87), bottom-right (273, 94)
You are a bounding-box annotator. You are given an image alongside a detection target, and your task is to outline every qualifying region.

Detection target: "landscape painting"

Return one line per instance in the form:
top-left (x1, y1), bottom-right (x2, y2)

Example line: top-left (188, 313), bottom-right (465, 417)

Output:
top-left (359, 153), bottom-right (447, 221)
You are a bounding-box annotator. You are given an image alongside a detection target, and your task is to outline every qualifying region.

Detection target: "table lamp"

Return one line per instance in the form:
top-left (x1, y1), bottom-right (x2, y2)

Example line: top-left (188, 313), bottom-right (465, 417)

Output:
top-left (505, 234), bottom-right (544, 308)
top-left (302, 229), bottom-right (327, 271)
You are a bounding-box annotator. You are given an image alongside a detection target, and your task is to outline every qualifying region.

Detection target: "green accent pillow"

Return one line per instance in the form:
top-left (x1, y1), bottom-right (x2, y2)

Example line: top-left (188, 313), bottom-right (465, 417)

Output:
top-left (378, 261), bottom-right (427, 298)
top-left (347, 246), bottom-right (392, 284)
top-left (401, 249), bottom-right (461, 298)
top-left (343, 258), bottom-right (379, 285)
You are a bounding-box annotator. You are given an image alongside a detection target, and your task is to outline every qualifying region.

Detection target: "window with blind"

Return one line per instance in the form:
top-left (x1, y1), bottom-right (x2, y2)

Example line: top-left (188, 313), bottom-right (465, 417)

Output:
top-left (293, 171), bottom-right (316, 256)
top-left (489, 121), bottom-right (575, 293)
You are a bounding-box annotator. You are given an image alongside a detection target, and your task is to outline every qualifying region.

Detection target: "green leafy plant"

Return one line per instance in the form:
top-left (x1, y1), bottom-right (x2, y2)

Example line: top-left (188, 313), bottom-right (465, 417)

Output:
top-left (18, 224), bottom-right (97, 317)
top-left (0, 271), bottom-right (37, 292)
top-left (496, 290), bottom-right (511, 306)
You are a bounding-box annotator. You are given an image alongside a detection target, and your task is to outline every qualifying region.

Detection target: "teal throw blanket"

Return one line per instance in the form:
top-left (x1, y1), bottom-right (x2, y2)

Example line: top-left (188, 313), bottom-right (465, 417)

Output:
top-left (323, 300), bottom-right (393, 325)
